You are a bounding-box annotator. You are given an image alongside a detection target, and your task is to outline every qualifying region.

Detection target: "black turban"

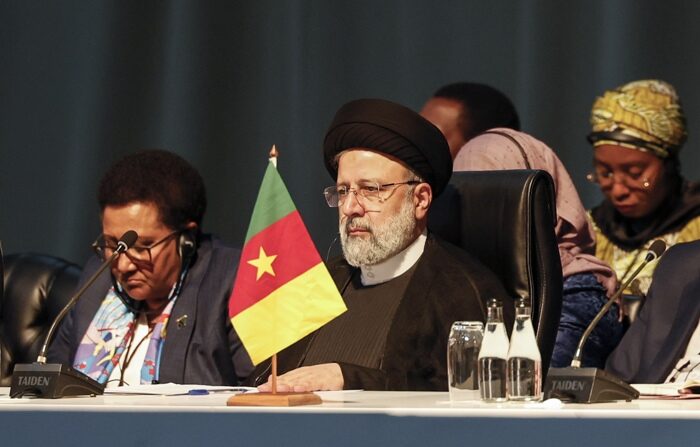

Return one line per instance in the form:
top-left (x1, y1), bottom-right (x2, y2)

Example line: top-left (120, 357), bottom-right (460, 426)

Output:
top-left (323, 98), bottom-right (453, 196)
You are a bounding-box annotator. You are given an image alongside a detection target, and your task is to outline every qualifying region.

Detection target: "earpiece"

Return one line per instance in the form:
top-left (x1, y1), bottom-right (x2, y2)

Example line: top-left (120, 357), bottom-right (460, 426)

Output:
top-left (178, 230), bottom-right (197, 264)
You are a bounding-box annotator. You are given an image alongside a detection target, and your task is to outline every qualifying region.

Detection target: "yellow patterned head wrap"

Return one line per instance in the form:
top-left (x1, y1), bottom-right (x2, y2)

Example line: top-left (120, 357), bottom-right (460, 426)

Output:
top-left (588, 79), bottom-right (687, 158)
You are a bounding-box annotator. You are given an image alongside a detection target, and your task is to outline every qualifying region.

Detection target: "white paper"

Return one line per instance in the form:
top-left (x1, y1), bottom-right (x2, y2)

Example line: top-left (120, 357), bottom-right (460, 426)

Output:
top-left (632, 383), bottom-right (684, 396)
top-left (103, 383), bottom-right (256, 396)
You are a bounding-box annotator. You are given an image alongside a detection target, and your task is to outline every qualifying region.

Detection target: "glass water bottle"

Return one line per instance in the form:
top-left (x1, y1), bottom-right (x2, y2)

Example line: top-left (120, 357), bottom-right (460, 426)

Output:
top-left (506, 297), bottom-right (542, 401)
top-left (478, 299), bottom-right (509, 402)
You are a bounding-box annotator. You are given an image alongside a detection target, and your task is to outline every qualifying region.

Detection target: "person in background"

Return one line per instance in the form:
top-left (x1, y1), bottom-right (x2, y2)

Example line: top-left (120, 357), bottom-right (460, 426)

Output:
top-left (587, 79), bottom-right (700, 302)
top-left (455, 128), bottom-right (622, 368)
top-left (420, 82), bottom-right (520, 158)
top-left (49, 149), bottom-right (253, 386)
top-left (252, 98), bottom-right (507, 392)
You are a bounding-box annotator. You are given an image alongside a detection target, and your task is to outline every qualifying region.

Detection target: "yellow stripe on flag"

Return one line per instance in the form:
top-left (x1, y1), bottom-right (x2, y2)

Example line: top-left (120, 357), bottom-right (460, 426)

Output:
top-left (232, 263), bottom-right (347, 365)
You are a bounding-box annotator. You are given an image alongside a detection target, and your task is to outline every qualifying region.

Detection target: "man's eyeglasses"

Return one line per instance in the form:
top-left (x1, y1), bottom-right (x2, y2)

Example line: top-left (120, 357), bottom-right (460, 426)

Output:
top-left (92, 230), bottom-right (181, 265)
top-left (586, 169), bottom-right (651, 190)
top-left (323, 180), bottom-right (421, 208)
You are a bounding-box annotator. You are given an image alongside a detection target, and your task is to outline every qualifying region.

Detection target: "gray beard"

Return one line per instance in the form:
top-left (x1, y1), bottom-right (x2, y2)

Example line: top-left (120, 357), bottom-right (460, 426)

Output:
top-left (339, 196), bottom-right (417, 267)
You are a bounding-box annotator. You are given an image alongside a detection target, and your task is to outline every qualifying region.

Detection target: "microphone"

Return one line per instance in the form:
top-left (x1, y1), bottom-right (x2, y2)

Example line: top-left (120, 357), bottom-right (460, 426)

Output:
top-left (10, 230), bottom-right (138, 398)
top-left (543, 239), bottom-right (666, 403)
top-left (325, 233), bottom-right (340, 262)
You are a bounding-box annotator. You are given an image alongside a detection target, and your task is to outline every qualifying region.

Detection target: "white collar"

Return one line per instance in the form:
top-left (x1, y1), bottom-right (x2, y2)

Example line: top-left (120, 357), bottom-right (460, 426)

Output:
top-left (360, 231), bottom-right (427, 286)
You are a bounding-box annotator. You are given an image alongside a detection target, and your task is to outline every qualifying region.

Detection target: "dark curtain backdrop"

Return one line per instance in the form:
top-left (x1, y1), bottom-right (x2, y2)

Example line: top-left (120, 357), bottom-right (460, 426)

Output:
top-left (2, 0), bottom-right (700, 264)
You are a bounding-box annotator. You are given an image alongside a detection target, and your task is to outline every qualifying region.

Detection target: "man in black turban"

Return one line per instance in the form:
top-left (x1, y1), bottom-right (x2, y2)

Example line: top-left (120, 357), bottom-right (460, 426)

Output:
top-left (254, 98), bottom-right (506, 392)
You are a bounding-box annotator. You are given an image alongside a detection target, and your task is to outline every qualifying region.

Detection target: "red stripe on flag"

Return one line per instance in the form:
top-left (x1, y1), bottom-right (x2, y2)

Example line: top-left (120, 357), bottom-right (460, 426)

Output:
top-left (228, 210), bottom-right (323, 316)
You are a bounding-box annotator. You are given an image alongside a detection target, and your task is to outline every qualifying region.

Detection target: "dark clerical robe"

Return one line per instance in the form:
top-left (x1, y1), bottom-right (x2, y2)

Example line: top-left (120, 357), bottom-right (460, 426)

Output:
top-left (302, 262), bottom-right (416, 369)
top-left (249, 233), bottom-right (507, 391)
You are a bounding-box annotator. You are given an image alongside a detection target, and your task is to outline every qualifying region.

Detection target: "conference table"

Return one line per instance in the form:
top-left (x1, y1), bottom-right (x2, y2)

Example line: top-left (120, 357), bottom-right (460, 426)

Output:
top-left (1, 387), bottom-right (698, 446)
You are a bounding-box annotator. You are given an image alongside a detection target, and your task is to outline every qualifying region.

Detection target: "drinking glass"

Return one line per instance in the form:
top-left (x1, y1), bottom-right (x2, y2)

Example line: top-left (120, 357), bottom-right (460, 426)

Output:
top-left (447, 321), bottom-right (484, 401)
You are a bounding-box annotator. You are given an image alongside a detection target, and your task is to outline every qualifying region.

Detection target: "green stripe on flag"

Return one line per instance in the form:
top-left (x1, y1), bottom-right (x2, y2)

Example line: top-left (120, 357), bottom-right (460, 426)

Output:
top-left (244, 162), bottom-right (297, 243)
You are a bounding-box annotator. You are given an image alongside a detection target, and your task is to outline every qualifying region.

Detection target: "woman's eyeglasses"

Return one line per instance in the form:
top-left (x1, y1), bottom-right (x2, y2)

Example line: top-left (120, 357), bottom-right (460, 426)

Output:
top-left (586, 170), bottom-right (651, 190)
top-left (92, 230), bottom-right (181, 265)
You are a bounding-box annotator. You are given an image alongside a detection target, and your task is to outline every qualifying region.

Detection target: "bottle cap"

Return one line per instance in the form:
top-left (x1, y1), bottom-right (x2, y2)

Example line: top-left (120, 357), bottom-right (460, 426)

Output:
top-left (515, 296), bottom-right (531, 308)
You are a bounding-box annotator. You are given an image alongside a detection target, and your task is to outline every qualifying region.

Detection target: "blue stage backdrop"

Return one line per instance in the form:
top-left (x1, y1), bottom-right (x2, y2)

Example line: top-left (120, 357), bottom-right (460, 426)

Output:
top-left (1, 0), bottom-right (700, 264)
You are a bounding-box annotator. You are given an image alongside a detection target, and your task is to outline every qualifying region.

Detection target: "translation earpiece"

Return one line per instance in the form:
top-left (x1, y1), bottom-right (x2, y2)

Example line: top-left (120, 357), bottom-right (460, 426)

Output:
top-left (178, 231), bottom-right (197, 263)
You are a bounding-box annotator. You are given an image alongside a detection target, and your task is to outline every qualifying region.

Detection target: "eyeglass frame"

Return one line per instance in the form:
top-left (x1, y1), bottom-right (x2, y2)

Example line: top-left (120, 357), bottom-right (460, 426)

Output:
top-left (323, 180), bottom-right (422, 208)
top-left (92, 230), bottom-right (182, 266)
top-left (585, 169), bottom-right (652, 190)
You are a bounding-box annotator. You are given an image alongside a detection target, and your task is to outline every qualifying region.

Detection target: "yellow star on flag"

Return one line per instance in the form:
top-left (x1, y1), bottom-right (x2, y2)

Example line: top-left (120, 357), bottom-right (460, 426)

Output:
top-left (247, 246), bottom-right (278, 280)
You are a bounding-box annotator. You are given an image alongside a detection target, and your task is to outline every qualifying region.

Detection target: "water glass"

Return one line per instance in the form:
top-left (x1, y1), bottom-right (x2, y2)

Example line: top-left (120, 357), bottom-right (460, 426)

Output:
top-left (447, 321), bottom-right (483, 401)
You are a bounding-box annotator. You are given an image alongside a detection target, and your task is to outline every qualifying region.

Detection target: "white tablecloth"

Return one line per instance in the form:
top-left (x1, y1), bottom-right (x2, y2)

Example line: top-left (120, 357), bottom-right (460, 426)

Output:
top-left (1, 387), bottom-right (698, 446)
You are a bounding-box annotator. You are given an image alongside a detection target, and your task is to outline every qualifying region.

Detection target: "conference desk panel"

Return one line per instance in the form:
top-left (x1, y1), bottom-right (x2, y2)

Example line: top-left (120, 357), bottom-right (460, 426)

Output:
top-left (1, 389), bottom-right (698, 447)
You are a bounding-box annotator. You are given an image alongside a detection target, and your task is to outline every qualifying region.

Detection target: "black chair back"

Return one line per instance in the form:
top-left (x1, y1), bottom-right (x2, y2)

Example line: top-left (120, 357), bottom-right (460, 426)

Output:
top-left (0, 253), bottom-right (81, 386)
top-left (429, 169), bottom-right (563, 377)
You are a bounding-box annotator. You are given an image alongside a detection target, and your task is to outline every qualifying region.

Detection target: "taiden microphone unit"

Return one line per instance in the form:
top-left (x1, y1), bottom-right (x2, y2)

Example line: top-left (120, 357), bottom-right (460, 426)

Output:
top-left (10, 230), bottom-right (138, 399)
top-left (543, 239), bottom-right (667, 403)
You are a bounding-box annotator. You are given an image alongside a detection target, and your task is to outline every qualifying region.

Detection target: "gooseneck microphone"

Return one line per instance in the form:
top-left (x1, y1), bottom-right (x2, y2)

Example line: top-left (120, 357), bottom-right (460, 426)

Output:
top-left (10, 230), bottom-right (138, 398)
top-left (570, 239), bottom-right (666, 368)
top-left (543, 239), bottom-right (667, 403)
top-left (36, 230), bottom-right (138, 363)
top-left (325, 233), bottom-right (340, 262)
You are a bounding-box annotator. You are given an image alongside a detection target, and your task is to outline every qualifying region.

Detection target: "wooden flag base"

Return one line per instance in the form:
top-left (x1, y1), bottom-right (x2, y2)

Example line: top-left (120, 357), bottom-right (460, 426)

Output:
top-left (227, 392), bottom-right (322, 407)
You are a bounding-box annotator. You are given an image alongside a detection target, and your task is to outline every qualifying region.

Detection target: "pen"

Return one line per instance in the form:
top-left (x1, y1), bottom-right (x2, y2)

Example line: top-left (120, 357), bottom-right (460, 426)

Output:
top-left (188, 389), bottom-right (210, 395)
top-left (187, 387), bottom-right (251, 395)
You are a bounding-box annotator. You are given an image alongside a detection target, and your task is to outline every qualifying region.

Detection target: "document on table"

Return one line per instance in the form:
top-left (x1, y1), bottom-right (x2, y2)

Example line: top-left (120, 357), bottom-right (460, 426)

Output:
top-left (103, 383), bottom-right (256, 396)
top-left (633, 382), bottom-right (700, 399)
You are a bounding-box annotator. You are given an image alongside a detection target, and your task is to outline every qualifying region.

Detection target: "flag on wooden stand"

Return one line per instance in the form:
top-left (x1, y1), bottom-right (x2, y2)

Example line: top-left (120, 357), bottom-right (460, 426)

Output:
top-left (228, 161), bottom-right (347, 365)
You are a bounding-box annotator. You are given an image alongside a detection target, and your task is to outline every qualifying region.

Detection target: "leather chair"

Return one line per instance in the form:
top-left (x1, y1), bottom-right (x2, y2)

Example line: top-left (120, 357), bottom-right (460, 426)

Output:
top-left (429, 169), bottom-right (563, 378)
top-left (0, 253), bottom-right (81, 386)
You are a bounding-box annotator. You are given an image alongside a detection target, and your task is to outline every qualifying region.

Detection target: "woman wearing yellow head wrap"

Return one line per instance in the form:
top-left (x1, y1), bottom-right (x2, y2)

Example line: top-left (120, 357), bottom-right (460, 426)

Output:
top-left (587, 80), bottom-right (700, 302)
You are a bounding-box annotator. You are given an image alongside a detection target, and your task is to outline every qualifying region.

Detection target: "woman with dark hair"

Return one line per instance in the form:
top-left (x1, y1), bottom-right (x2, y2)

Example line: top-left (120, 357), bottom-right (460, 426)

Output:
top-left (587, 80), bottom-right (700, 301)
top-left (49, 149), bottom-right (253, 387)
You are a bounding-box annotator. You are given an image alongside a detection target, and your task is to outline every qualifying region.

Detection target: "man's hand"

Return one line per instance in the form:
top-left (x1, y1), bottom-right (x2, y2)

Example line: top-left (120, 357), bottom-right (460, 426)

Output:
top-left (257, 363), bottom-right (344, 392)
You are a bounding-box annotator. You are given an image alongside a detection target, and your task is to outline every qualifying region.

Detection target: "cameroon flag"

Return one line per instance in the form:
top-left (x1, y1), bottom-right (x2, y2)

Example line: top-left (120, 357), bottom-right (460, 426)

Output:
top-left (228, 162), bottom-right (347, 365)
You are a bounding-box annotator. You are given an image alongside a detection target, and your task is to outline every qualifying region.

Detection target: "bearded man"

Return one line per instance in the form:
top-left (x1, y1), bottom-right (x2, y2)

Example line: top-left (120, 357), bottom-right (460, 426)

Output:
top-left (253, 98), bottom-right (507, 392)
